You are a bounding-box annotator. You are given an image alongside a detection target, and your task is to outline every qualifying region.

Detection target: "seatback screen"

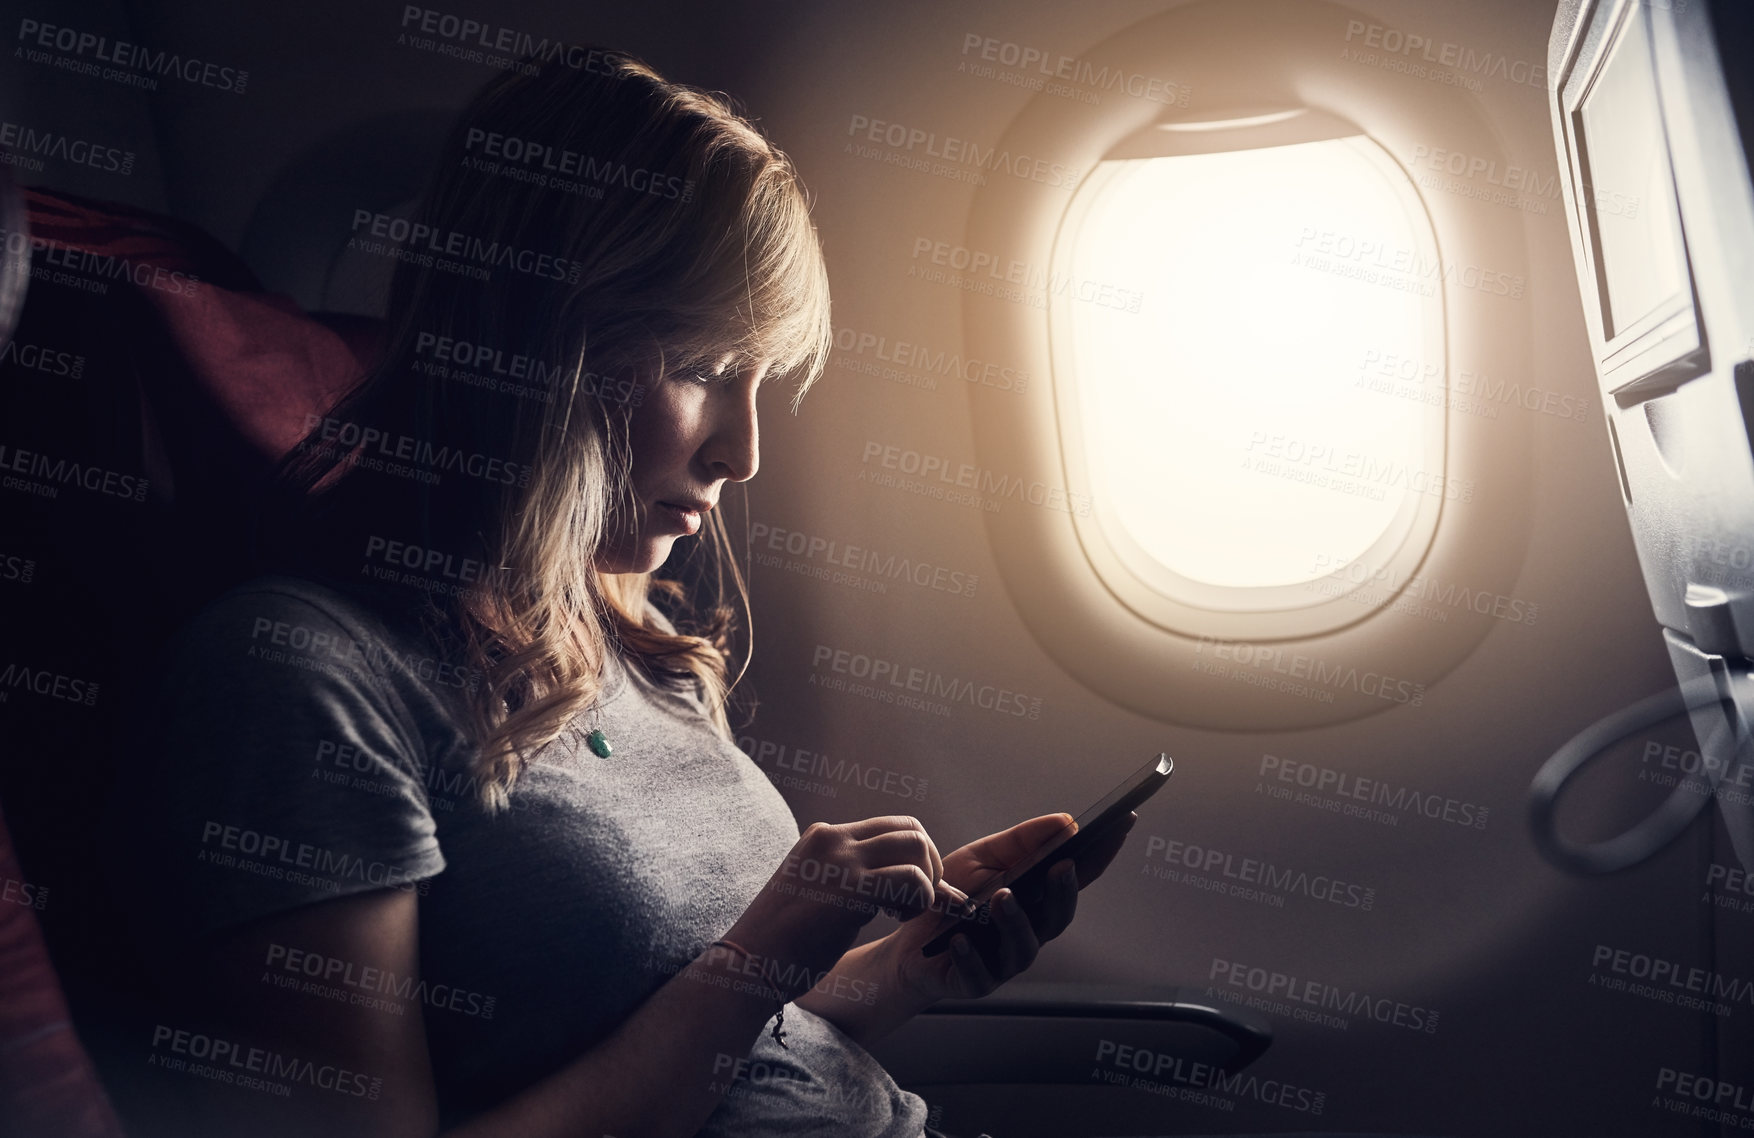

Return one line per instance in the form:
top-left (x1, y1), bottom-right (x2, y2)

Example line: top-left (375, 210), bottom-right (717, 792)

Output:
top-left (1578, 5), bottom-right (1690, 340)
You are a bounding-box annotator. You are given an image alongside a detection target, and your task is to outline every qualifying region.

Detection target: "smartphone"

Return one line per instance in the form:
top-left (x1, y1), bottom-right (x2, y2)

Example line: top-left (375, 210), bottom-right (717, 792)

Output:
top-left (920, 753), bottom-right (1174, 961)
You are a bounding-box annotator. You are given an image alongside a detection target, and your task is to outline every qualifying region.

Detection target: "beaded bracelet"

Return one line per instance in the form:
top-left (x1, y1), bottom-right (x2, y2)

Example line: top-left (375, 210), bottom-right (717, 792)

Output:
top-left (709, 938), bottom-right (788, 1050)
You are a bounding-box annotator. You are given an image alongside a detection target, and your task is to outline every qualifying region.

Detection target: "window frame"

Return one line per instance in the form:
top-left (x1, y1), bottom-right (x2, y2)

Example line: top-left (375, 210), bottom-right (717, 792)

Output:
top-left (1045, 124), bottom-right (1451, 640)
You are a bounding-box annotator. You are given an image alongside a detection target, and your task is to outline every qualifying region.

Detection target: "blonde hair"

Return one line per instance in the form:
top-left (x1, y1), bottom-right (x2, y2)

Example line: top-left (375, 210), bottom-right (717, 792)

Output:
top-left (269, 51), bottom-right (831, 810)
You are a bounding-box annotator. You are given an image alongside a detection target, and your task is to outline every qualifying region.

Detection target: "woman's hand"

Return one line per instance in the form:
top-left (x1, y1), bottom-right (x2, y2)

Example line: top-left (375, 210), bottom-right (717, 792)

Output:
top-left (793, 811), bottom-right (1135, 1046)
top-left (723, 815), bottom-right (950, 1001)
top-left (888, 810), bottom-right (1135, 998)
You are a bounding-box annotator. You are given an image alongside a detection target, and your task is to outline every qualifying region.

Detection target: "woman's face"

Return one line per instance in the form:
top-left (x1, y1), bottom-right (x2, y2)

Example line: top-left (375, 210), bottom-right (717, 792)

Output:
top-left (596, 354), bottom-right (772, 574)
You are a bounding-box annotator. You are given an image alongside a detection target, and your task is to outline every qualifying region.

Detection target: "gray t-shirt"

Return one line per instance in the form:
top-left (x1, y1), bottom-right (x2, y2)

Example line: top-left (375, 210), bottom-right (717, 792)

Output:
top-left (108, 574), bottom-right (928, 1137)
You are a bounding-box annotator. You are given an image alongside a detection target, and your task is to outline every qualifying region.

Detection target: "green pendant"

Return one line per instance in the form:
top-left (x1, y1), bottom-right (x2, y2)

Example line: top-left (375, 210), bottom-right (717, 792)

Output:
top-left (586, 728), bottom-right (612, 758)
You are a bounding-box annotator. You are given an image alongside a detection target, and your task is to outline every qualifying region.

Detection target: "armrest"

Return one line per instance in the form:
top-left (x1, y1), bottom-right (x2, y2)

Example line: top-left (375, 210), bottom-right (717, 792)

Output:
top-left (865, 980), bottom-right (1272, 1087)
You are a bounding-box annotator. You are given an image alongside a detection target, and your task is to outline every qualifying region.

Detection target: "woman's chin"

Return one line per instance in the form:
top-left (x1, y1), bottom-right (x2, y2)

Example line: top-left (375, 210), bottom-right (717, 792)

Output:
top-left (597, 534), bottom-right (678, 576)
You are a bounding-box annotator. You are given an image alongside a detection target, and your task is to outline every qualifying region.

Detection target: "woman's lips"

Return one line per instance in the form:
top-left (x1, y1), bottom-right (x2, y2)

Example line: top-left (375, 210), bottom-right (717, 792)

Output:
top-left (657, 501), bottom-right (702, 535)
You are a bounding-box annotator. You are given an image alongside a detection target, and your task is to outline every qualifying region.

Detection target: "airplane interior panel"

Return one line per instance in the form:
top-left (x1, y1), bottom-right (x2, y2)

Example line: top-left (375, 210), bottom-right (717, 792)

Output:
top-left (1, 1), bottom-right (1751, 1137)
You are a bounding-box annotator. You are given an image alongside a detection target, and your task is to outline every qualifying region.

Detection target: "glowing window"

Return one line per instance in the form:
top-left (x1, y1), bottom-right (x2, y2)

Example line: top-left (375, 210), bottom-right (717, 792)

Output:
top-left (1050, 124), bottom-right (1445, 632)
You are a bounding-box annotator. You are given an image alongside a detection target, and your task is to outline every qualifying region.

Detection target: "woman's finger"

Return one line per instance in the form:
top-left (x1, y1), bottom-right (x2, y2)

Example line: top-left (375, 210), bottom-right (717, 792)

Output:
top-left (838, 815), bottom-right (924, 839)
top-left (840, 812), bottom-right (934, 842)
top-left (1071, 812), bottom-right (1137, 888)
top-left (1030, 858), bottom-right (1080, 942)
top-left (842, 816), bottom-right (944, 884)
top-left (991, 888), bottom-right (1041, 977)
top-left (944, 813), bottom-right (1075, 881)
top-left (860, 863), bottom-right (938, 919)
top-left (948, 932), bottom-right (998, 996)
top-left (852, 828), bottom-right (944, 894)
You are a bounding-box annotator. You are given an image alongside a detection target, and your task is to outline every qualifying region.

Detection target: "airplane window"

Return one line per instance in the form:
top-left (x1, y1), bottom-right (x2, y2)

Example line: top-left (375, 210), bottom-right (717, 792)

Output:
top-left (1053, 132), bottom-right (1445, 610)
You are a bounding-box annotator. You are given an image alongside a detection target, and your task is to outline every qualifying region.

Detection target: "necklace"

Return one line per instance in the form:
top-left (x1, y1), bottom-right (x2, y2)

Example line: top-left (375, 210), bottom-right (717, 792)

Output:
top-left (584, 703), bottom-right (612, 758)
top-left (585, 654), bottom-right (624, 758)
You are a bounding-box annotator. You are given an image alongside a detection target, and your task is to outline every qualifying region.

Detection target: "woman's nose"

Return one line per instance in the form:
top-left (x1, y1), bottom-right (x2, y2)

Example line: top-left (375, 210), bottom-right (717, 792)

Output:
top-left (703, 383), bottom-right (760, 483)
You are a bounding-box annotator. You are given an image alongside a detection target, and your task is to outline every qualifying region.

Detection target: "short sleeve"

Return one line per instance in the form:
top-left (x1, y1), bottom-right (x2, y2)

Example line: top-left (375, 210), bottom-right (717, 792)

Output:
top-left (107, 582), bottom-right (449, 944)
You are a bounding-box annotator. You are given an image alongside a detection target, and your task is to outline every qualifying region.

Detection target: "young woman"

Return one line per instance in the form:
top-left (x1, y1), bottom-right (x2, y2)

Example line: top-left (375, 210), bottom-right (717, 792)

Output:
top-left (105, 49), bottom-right (1132, 1138)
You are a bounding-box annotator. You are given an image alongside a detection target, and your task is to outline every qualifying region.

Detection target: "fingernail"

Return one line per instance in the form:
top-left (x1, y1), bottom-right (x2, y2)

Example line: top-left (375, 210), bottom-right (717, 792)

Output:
top-left (952, 936), bottom-right (971, 956)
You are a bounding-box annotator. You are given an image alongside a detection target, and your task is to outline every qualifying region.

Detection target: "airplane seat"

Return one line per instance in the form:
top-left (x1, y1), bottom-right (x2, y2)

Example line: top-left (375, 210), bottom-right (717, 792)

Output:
top-left (1533, 0), bottom-right (1754, 874)
top-left (236, 109), bottom-right (454, 317)
top-left (0, 183), bottom-right (377, 1135)
top-left (0, 788), bottom-right (125, 1138)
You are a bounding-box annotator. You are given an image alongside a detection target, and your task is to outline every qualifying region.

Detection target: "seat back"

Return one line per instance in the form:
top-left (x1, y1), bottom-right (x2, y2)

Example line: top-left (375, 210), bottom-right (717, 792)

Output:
top-left (0, 186), bottom-right (379, 1136)
top-left (0, 800), bottom-right (124, 1138)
